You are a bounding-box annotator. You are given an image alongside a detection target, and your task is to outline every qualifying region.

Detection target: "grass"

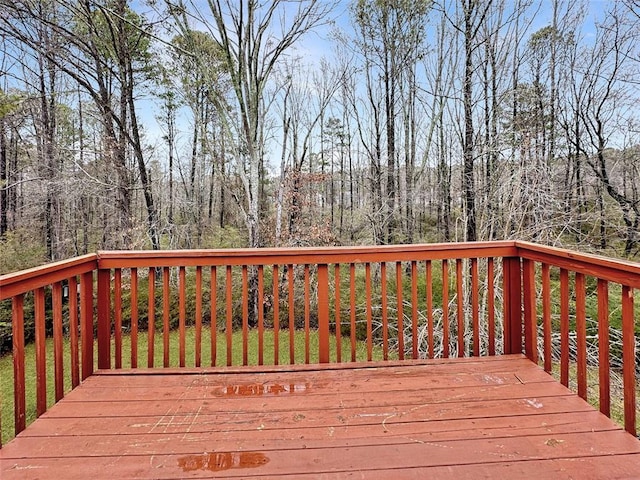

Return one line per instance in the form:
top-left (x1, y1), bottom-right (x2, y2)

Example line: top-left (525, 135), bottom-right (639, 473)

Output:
top-left (0, 327), bottom-right (389, 445)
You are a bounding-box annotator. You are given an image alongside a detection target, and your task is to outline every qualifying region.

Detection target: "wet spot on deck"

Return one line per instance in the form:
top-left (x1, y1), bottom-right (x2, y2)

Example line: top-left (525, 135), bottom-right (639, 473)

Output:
top-left (178, 452), bottom-right (269, 472)
top-left (220, 382), bottom-right (314, 396)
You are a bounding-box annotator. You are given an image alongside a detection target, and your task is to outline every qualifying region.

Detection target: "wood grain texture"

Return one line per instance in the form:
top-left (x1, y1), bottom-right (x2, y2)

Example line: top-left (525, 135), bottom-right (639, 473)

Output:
top-left (2, 356), bottom-right (639, 479)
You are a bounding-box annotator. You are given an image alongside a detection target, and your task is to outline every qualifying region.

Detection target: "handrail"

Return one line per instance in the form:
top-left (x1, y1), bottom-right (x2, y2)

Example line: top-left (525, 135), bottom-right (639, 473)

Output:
top-left (0, 254), bottom-right (97, 300)
top-left (1, 241), bottom-right (637, 448)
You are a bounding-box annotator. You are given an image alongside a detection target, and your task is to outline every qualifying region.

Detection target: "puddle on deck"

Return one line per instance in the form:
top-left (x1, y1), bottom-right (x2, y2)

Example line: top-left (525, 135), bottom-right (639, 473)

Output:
top-left (178, 452), bottom-right (269, 472)
top-left (218, 382), bottom-right (317, 397)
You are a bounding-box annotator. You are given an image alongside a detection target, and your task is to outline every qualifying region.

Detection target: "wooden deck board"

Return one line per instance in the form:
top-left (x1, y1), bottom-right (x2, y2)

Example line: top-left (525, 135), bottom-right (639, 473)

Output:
top-left (2, 355), bottom-right (639, 479)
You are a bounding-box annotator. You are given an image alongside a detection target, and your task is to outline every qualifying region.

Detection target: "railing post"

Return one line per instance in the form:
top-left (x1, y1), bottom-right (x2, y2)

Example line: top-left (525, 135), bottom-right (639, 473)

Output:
top-left (503, 257), bottom-right (522, 354)
top-left (97, 268), bottom-right (111, 370)
top-left (317, 264), bottom-right (330, 363)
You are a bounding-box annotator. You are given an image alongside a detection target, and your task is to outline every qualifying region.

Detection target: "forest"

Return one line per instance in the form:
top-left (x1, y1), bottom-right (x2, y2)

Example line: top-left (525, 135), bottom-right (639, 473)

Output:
top-left (0, 0), bottom-right (639, 273)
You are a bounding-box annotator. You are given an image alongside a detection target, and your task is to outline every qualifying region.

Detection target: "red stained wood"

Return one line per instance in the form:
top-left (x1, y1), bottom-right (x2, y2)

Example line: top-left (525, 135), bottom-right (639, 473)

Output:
top-left (621, 285), bottom-right (636, 436)
top-left (366, 263), bottom-right (373, 361)
top-left (2, 357), bottom-right (639, 479)
top-left (34, 287), bottom-right (46, 417)
top-left (426, 260), bottom-right (434, 359)
top-left (487, 258), bottom-right (495, 355)
top-left (395, 262), bottom-right (403, 360)
top-left (178, 266), bottom-right (185, 368)
top-left (522, 258), bottom-right (537, 363)
top-left (471, 258), bottom-right (479, 356)
top-left (258, 265), bottom-right (264, 366)
top-left (411, 261), bottom-right (418, 359)
top-left (304, 264), bottom-right (310, 364)
top-left (162, 267), bottom-right (170, 368)
top-left (542, 263), bottom-right (552, 373)
top-left (317, 264), bottom-right (330, 364)
top-left (456, 258), bottom-right (464, 355)
top-left (349, 263), bottom-right (356, 362)
top-left (225, 265), bottom-right (232, 366)
top-left (97, 269), bottom-right (111, 371)
top-left (194, 266), bottom-right (201, 367)
top-left (147, 267), bottom-right (155, 368)
top-left (442, 259), bottom-right (449, 357)
top-left (68, 276), bottom-right (79, 388)
top-left (52, 282), bottom-right (64, 402)
top-left (334, 264), bottom-right (341, 363)
top-left (597, 279), bottom-right (610, 417)
top-left (575, 272), bottom-right (587, 400)
top-left (560, 268), bottom-right (570, 387)
top-left (131, 267), bottom-right (139, 368)
top-left (80, 271), bottom-right (93, 380)
top-left (12, 295), bottom-right (26, 436)
top-left (242, 265), bottom-right (248, 366)
top-left (210, 266), bottom-right (217, 367)
top-left (114, 269), bottom-right (123, 368)
top-left (381, 262), bottom-right (388, 360)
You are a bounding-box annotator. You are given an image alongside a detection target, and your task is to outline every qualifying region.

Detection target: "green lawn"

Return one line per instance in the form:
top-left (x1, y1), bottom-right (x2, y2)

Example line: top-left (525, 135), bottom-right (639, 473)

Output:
top-left (0, 328), bottom-right (388, 445)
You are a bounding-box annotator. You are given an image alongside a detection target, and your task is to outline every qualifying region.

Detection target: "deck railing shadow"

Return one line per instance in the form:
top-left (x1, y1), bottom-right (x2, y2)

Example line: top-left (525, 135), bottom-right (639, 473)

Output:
top-left (1, 241), bottom-right (638, 446)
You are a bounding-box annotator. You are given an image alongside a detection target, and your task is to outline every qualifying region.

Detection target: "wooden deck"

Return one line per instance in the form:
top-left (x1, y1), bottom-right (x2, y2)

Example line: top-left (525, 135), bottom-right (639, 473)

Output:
top-left (1, 355), bottom-right (639, 479)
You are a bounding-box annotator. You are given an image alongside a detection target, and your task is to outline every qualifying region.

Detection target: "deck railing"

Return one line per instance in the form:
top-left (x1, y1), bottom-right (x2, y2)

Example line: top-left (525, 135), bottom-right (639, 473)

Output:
top-left (0, 241), bottom-right (638, 447)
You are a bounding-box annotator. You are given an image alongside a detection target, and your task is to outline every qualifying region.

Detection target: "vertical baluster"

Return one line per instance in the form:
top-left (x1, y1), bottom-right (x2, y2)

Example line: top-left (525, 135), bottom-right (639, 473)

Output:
top-left (131, 268), bottom-right (139, 368)
top-left (226, 265), bottom-right (233, 366)
top-left (258, 265), bottom-right (264, 366)
top-left (471, 258), bottom-right (479, 356)
top-left (162, 267), bottom-right (170, 367)
top-left (442, 259), bottom-right (449, 358)
top-left (334, 264), bottom-right (341, 363)
top-left (621, 285), bottom-right (636, 436)
top-left (195, 266), bottom-right (202, 368)
top-left (541, 264), bottom-right (552, 372)
top-left (411, 261), bottom-right (418, 359)
top-left (288, 264), bottom-right (295, 364)
top-left (381, 262), bottom-right (388, 361)
top-left (178, 266), bottom-right (186, 368)
top-left (560, 268), bottom-right (569, 387)
top-left (350, 263), bottom-right (356, 362)
top-left (211, 266), bottom-right (217, 367)
top-left (148, 268), bottom-right (156, 368)
top-left (395, 262), bottom-right (404, 360)
top-left (456, 259), bottom-right (464, 357)
top-left (522, 259), bottom-right (538, 364)
top-left (304, 264), bottom-right (310, 364)
top-left (366, 263), bottom-right (373, 361)
top-left (52, 282), bottom-right (64, 401)
top-left (318, 264), bottom-right (330, 364)
top-left (34, 287), bottom-right (46, 416)
top-left (114, 269), bottom-right (122, 368)
top-left (80, 271), bottom-right (94, 380)
top-left (242, 265), bottom-right (249, 366)
top-left (272, 265), bottom-right (280, 366)
top-left (575, 273), bottom-right (587, 400)
top-left (597, 279), bottom-right (610, 417)
top-left (69, 276), bottom-right (79, 387)
top-left (12, 294), bottom-right (26, 435)
top-left (80, 272), bottom-right (93, 380)
top-left (487, 258), bottom-right (495, 356)
top-left (426, 260), bottom-right (434, 359)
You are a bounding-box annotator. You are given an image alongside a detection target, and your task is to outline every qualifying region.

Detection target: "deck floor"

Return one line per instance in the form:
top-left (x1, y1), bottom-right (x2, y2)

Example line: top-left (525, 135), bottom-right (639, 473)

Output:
top-left (2, 354), bottom-right (640, 479)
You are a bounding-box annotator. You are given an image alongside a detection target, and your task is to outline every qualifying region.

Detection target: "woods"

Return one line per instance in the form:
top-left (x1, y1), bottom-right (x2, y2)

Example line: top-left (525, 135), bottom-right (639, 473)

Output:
top-left (1, 0), bottom-right (639, 271)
